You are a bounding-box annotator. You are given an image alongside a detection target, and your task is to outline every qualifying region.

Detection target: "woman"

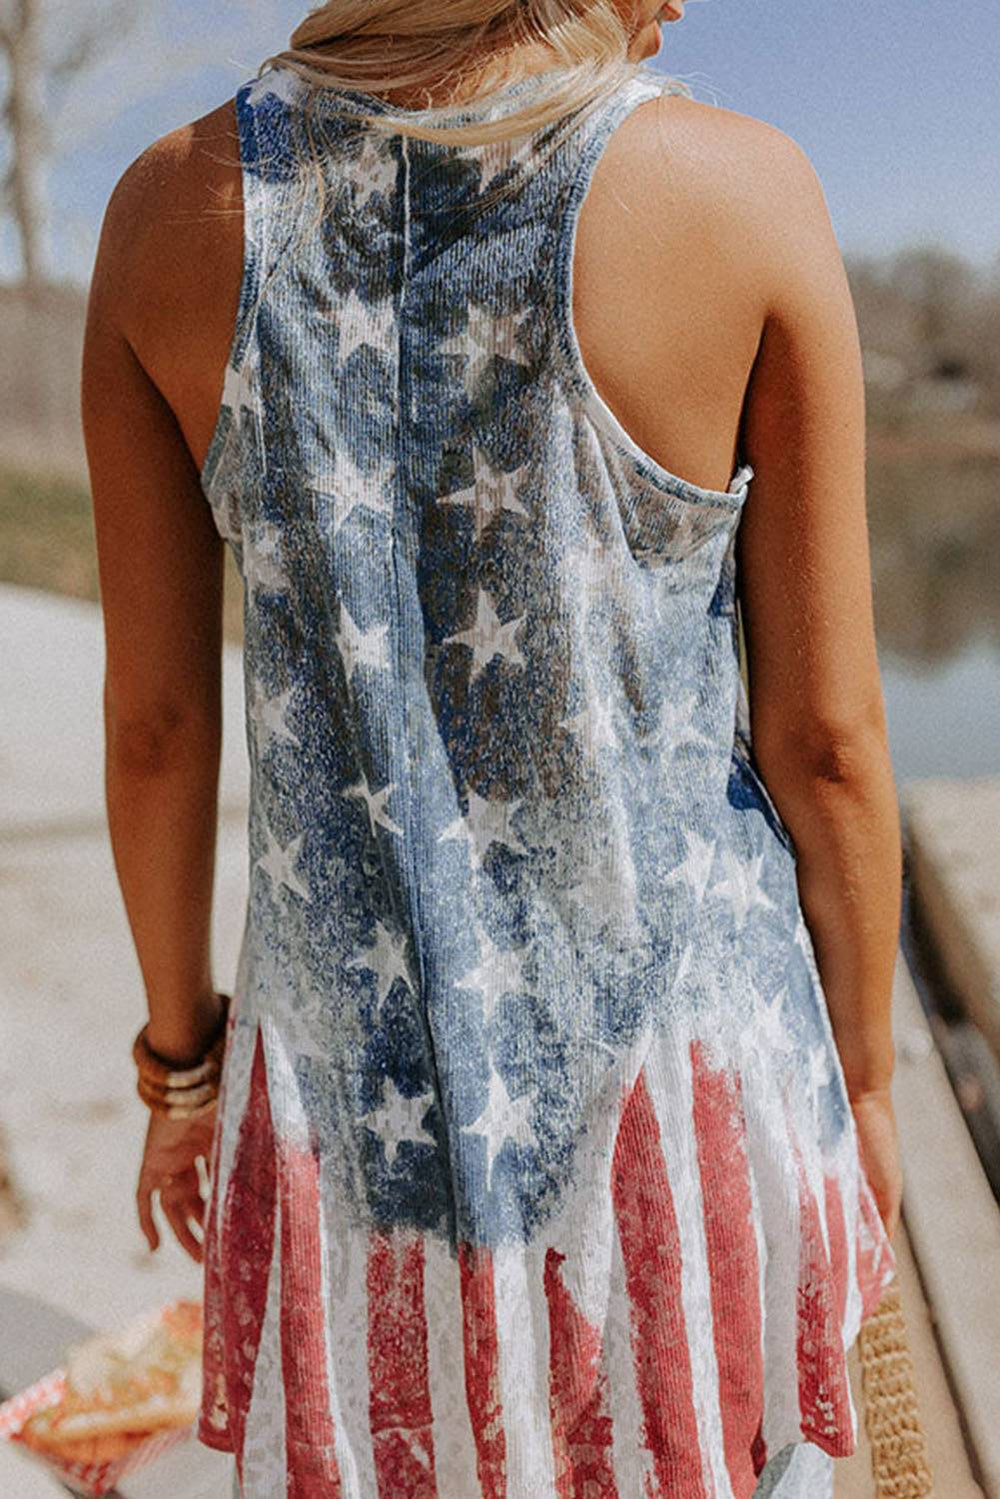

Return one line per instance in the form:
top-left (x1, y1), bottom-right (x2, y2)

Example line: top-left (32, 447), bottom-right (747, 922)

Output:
top-left (82, 0), bottom-right (902, 1495)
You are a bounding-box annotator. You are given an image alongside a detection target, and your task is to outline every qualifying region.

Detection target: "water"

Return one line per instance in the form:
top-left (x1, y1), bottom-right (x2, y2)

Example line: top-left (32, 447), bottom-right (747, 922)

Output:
top-left (883, 640), bottom-right (1000, 782)
top-left (868, 442), bottom-right (1000, 783)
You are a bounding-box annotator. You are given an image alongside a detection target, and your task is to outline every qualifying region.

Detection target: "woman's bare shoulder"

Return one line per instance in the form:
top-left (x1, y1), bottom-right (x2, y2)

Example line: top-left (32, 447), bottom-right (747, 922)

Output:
top-left (89, 100), bottom-right (242, 357)
top-left (623, 91), bottom-right (837, 306)
top-left (87, 99), bottom-right (245, 441)
top-left (637, 91), bottom-right (827, 204)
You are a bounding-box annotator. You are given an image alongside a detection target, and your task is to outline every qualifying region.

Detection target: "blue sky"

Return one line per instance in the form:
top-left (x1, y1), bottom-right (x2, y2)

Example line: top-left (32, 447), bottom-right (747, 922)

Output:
top-left (13, 0), bottom-right (1000, 285)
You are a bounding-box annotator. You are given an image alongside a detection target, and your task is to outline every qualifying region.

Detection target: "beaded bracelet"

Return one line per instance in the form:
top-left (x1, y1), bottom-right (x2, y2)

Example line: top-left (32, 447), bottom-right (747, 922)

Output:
top-left (136, 1075), bottom-right (221, 1116)
top-left (133, 994), bottom-right (231, 1119)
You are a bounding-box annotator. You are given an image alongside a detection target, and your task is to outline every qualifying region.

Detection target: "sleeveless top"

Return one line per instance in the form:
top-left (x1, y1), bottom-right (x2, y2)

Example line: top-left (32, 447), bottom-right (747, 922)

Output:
top-left (197, 60), bottom-right (896, 1499)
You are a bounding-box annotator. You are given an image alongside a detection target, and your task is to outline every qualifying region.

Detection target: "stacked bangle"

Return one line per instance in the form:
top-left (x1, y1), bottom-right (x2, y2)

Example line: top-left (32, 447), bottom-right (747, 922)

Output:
top-left (133, 995), bottom-right (231, 1119)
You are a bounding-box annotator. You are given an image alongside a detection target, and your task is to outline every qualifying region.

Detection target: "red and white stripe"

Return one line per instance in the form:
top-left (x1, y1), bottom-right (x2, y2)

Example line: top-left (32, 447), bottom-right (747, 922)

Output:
top-left (492, 1237), bottom-right (559, 1495)
top-left (455, 1240), bottom-right (507, 1493)
top-left (787, 1121), bottom-right (854, 1454)
top-left (317, 1213), bottom-right (380, 1496)
top-left (366, 1227), bottom-right (438, 1494)
top-left (610, 1063), bottom-right (710, 1497)
top-left (240, 1186), bottom-right (288, 1494)
top-left (690, 1041), bottom-right (767, 1496)
top-left (218, 1027), bottom-right (279, 1482)
top-left (202, 1018), bottom-right (893, 1497)
top-left (279, 1132), bottom-right (343, 1496)
top-left (426, 1238), bottom-right (488, 1493)
top-left (856, 1174), bottom-right (896, 1319)
top-left (604, 1193), bottom-right (659, 1495)
top-left (199, 997), bottom-right (258, 1454)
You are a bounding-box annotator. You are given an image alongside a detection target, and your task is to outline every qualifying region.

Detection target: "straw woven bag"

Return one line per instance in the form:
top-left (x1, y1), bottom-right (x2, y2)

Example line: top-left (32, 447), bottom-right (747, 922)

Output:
top-left (858, 1277), bottom-right (934, 1497)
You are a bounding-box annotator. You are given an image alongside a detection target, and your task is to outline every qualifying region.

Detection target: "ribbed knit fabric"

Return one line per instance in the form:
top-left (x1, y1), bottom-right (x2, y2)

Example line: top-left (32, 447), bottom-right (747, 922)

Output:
top-left (198, 62), bottom-right (896, 1499)
top-left (233, 1444), bottom-right (832, 1499)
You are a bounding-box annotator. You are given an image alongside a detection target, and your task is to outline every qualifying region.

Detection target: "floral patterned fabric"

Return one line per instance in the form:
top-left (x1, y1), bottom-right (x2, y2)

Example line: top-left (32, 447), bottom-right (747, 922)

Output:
top-left (198, 61), bottom-right (895, 1499)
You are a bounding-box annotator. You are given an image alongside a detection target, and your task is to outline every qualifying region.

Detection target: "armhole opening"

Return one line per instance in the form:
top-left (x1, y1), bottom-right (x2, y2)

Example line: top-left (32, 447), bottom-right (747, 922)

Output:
top-left (200, 80), bottom-right (265, 498)
top-left (551, 80), bottom-right (753, 510)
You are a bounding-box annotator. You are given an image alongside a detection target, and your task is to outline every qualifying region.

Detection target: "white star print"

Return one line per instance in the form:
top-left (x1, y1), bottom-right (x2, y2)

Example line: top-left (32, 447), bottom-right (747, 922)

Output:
top-left (648, 689), bottom-right (716, 759)
top-left (708, 847), bottom-right (777, 927)
top-left (269, 991), bottom-right (335, 1063)
top-left (437, 813), bottom-right (476, 859)
top-left (438, 787), bottom-right (529, 869)
top-left (662, 829), bottom-right (718, 904)
top-left (352, 130), bottom-right (398, 212)
top-left (223, 354), bottom-right (262, 423)
top-left (249, 682), bottom-right (300, 755)
top-left (247, 68), bottom-right (301, 108)
top-left (672, 941), bottom-right (696, 991)
top-left (755, 982), bottom-right (796, 1057)
top-left (565, 846), bottom-right (641, 936)
top-left (461, 1065), bottom-right (538, 1194)
top-left (436, 445), bottom-right (531, 544)
top-left (559, 685), bottom-right (618, 755)
top-left (244, 524), bottom-right (290, 602)
top-left (362, 1078), bottom-right (435, 1169)
top-left (467, 137), bottom-right (515, 198)
top-left (307, 449), bottom-right (394, 535)
top-left (336, 599), bottom-right (391, 687)
top-left (343, 770), bottom-right (403, 837)
top-left (464, 787), bottom-right (529, 863)
top-left (333, 287), bottom-right (397, 363)
top-left (807, 1044), bottom-right (833, 1111)
top-left (441, 587), bottom-right (525, 683)
top-left (345, 920), bottom-right (413, 1017)
top-left (558, 528), bottom-right (620, 602)
top-left (258, 824), bottom-right (309, 902)
top-left (438, 302), bottom-right (532, 399)
top-left (654, 505), bottom-right (700, 559)
top-left (211, 487), bottom-right (241, 546)
top-left (455, 918), bottom-right (525, 1024)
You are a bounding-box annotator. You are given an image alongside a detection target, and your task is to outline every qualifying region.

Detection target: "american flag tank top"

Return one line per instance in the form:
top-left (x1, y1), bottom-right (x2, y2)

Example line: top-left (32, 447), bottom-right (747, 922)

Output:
top-left (196, 59), bottom-right (896, 1499)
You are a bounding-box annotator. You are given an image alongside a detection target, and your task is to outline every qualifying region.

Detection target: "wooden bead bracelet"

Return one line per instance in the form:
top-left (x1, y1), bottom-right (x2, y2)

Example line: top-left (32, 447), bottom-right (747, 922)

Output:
top-left (133, 994), bottom-right (231, 1119)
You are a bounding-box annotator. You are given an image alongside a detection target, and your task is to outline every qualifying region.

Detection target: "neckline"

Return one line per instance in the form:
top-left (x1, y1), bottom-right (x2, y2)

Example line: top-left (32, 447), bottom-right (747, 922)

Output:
top-left (295, 66), bottom-right (562, 124)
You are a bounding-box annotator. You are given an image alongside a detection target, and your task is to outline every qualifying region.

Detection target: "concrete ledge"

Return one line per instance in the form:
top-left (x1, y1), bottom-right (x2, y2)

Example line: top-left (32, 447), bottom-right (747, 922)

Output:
top-left (893, 953), bottom-right (1000, 1497)
top-left (902, 777), bottom-right (1000, 1059)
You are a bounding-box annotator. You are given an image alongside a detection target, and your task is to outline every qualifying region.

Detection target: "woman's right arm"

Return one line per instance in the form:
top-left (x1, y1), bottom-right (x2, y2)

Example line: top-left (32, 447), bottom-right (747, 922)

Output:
top-left (735, 130), bottom-right (903, 1235)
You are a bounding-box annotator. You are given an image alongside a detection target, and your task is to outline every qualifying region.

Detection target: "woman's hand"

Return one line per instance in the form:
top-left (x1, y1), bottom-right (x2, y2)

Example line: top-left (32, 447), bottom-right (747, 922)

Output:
top-left (850, 1086), bottom-right (903, 1240)
top-left (136, 1106), bottom-right (217, 1263)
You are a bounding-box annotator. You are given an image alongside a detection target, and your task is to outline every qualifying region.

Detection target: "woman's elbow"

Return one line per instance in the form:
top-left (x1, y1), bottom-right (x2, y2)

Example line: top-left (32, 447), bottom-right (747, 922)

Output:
top-left (754, 706), bottom-right (892, 793)
top-left (104, 692), bottom-right (220, 778)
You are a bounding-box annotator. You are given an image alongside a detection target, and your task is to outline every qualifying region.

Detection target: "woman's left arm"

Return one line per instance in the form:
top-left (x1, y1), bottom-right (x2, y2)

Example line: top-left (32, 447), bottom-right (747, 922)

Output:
top-left (82, 143), bottom-right (228, 1067)
top-left (82, 146), bottom-right (228, 1257)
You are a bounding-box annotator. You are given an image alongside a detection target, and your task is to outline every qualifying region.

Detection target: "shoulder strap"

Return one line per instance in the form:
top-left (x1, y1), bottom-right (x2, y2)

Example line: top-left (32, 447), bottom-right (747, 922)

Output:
top-left (547, 73), bottom-right (683, 409)
top-left (231, 67), bottom-right (314, 346)
top-left (201, 67), bottom-right (317, 496)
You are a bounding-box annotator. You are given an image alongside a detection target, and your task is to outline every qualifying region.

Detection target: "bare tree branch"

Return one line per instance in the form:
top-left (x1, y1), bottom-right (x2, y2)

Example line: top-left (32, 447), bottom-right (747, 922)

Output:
top-left (0, 0), bottom-right (15, 51)
top-left (0, 0), bottom-right (292, 283)
top-left (47, 0), bottom-right (138, 86)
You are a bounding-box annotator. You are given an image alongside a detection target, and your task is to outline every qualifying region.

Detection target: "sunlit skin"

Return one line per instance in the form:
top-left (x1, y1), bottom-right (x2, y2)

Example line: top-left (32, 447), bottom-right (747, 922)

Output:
top-left (636, 0), bottom-right (687, 55)
top-left (82, 3), bottom-right (902, 1263)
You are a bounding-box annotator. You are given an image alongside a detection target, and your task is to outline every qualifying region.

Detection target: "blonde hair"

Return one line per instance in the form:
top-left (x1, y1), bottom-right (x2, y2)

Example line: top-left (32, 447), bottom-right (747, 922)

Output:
top-left (256, 1), bottom-right (691, 224)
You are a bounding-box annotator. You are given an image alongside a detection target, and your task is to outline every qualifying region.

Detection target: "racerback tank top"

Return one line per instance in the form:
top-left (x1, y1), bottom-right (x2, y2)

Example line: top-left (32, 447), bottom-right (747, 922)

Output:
top-left (197, 61), bottom-right (895, 1499)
